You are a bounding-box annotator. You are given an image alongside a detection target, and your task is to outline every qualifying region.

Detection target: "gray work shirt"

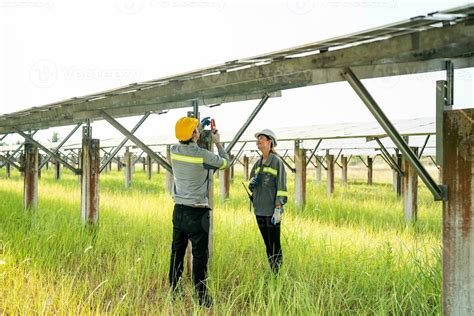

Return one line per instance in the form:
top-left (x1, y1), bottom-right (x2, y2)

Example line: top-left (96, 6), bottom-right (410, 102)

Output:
top-left (250, 153), bottom-right (288, 216)
top-left (171, 142), bottom-right (229, 207)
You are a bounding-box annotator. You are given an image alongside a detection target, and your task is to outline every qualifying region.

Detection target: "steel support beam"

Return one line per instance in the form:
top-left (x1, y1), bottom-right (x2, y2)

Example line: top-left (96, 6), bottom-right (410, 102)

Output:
top-left (342, 67), bottom-right (446, 200)
top-left (374, 137), bottom-right (403, 176)
top-left (437, 80), bottom-right (450, 167)
top-left (358, 156), bottom-right (368, 168)
top-left (132, 151), bottom-right (144, 165)
top-left (39, 123), bottom-right (81, 170)
top-left (226, 93), bottom-right (270, 153)
top-left (99, 112), bottom-right (151, 173)
top-left (418, 135), bottom-right (431, 159)
top-left (230, 142), bottom-right (246, 167)
top-left (0, 130), bottom-right (38, 168)
top-left (100, 110), bottom-right (172, 173)
top-left (314, 155), bottom-right (327, 170)
top-left (278, 153), bottom-right (296, 173)
top-left (306, 139), bottom-right (322, 167)
top-left (0, 153), bottom-right (21, 171)
top-left (15, 129), bottom-right (80, 175)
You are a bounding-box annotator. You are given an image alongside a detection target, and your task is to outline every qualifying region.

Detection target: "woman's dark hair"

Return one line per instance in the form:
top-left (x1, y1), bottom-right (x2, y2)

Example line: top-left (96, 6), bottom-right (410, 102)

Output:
top-left (262, 135), bottom-right (277, 154)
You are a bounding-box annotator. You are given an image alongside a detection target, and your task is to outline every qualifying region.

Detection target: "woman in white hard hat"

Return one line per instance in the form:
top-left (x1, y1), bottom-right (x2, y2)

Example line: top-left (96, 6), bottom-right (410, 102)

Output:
top-left (248, 129), bottom-right (288, 274)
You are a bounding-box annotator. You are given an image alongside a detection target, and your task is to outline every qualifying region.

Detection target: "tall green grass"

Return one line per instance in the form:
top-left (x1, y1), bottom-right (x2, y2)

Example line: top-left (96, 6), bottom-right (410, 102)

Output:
top-left (0, 167), bottom-right (441, 314)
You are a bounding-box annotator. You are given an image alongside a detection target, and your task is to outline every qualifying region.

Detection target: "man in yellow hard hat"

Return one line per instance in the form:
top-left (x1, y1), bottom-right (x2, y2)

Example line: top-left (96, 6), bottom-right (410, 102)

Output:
top-left (169, 116), bottom-right (229, 307)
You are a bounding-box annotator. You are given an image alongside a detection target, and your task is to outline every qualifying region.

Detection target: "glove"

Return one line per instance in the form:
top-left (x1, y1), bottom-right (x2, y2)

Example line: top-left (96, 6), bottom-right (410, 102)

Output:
top-left (271, 206), bottom-right (283, 225)
top-left (200, 117), bottom-right (211, 128)
top-left (248, 176), bottom-right (258, 191)
top-left (211, 130), bottom-right (220, 144)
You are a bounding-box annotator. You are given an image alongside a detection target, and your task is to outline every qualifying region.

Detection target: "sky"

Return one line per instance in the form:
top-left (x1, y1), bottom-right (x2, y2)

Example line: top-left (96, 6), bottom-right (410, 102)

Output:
top-left (1, 0), bottom-right (473, 145)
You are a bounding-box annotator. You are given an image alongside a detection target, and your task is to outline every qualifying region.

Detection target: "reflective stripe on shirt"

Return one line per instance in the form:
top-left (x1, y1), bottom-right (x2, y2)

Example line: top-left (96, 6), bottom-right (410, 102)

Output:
top-left (255, 166), bottom-right (278, 176)
top-left (171, 153), bottom-right (204, 164)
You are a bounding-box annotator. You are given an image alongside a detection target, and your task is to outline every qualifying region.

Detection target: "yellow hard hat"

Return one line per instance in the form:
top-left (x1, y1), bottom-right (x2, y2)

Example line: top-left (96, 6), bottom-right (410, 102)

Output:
top-left (175, 117), bottom-right (199, 141)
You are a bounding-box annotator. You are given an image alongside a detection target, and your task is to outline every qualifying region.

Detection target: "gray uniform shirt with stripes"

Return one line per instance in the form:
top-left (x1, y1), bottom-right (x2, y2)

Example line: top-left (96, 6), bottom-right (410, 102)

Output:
top-left (250, 153), bottom-right (288, 216)
top-left (171, 142), bottom-right (229, 207)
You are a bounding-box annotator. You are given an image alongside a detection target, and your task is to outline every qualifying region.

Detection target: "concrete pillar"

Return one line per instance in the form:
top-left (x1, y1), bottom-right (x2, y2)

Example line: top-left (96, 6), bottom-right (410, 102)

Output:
top-left (146, 155), bottom-right (152, 180)
top-left (165, 145), bottom-right (173, 194)
top-left (54, 159), bottom-right (61, 180)
top-left (367, 157), bottom-right (373, 185)
top-left (326, 154), bottom-right (334, 196)
top-left (230, 155), bottom-right (234, 183)
top-left (77, 149), bottom-right (82, 183)
top-left (396, 154), bottom-right (402, 197)
top-left (220, 166), bottom-right (230, 202)
top-left (316, 157), bottom-right (322, 185)
top-left (37, 154), bottom-right (42, 180)
top-left (124, 148), bottom-right (132, 188)
top-left (243, 155), bottom-right (249, 181)
top-left (102, 156), bottom-right (109, 174)
top-left (442, 109), bottom-right (474, 315)
top-left (20, 153), bottom-right (25, 177)
top-left (294, 141), bottom-right (306, 207)
top-left (23, 143), bottom-right (38, 210)
top-left (341, 155), bottom-right (348, 186)
top-left (81, 138), bottom-right (100, 225)
top-left (392, 154), bottom-right (397, 191)
top-left (5, 151), bottom-right (10, 179)
top-left (402, 148), bottom-right (418, 222)
top-left (5, 161), bottom-right (10, 178)
top-left (117, 157), bottom-right (122, 172)
top-left (131, 154), bottom-right (136, 174)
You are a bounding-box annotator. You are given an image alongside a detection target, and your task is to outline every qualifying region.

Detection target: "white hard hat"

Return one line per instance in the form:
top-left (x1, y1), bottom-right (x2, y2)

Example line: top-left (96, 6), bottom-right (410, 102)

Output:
top-left (254, 129), bottom-right (277, 147)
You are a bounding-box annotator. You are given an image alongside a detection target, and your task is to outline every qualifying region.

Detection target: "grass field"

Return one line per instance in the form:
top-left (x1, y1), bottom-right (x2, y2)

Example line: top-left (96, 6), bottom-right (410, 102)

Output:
top-left (0, 162), bottom-right (442, 315)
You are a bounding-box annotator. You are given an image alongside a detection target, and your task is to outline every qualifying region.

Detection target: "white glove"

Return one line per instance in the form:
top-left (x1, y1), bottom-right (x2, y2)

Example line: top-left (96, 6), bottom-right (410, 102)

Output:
top-left (271, 207), bottom-right (283, 225)
top-left (211, 130), bottom-right (220, 144)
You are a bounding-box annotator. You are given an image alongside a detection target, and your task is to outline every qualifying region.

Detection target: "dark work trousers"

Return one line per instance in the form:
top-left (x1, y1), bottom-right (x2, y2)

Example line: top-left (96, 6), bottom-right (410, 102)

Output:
top-left (256, 215), bottom-right (282, 273)
top-left (169, 204), bottom-right (210, 296)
